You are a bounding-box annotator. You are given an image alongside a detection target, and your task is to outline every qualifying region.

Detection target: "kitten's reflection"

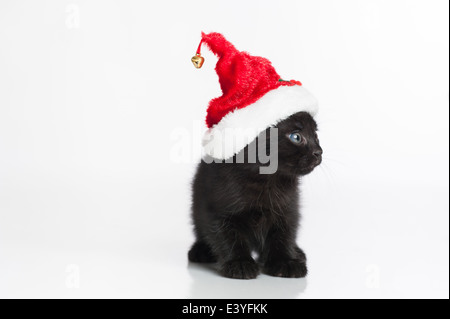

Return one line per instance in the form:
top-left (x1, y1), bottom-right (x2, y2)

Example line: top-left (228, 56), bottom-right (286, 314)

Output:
top-left (187, 262), bottom-right (307, 299)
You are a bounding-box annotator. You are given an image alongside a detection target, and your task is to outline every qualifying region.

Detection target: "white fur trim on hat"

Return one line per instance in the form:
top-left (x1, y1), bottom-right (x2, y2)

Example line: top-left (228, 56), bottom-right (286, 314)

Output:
top-left (202, 85), bottom-right (318, 160)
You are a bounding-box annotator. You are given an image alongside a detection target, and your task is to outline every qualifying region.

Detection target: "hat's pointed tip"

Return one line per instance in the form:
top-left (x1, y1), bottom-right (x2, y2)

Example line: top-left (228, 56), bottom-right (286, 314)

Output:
top-left (201, 32), bottom-right (238, 57)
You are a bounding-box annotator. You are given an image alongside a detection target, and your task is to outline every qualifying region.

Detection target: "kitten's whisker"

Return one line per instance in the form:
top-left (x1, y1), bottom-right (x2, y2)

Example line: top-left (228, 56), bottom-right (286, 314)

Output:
top-left (322, 156), bottom-right (346, 166)
top-left (315, 165), bottom-right (330, 183)
top-left (318, 162), bottom-right (339, 190)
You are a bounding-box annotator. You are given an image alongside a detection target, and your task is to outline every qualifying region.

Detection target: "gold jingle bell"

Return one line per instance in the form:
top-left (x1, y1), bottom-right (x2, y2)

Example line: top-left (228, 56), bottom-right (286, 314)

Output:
top-left (191, 54), bottom-right (204, 69)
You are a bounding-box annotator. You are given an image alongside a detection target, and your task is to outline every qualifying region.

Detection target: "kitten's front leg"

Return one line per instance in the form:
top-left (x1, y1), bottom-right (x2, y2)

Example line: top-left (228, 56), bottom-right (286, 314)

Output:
top-left (261, 222), bottom-right (308, 278)
top-left (212, 219), bottom-right (260, 280)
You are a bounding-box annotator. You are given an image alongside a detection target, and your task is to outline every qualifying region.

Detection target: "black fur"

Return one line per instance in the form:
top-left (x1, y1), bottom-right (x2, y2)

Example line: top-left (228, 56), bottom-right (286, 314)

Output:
top-left (189, 112), bottom-right (322, 279)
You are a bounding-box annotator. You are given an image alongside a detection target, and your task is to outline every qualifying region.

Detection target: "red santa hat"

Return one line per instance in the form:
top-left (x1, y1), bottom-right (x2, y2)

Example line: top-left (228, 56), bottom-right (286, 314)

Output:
top-left (193, 32), bottom-right (318, 160)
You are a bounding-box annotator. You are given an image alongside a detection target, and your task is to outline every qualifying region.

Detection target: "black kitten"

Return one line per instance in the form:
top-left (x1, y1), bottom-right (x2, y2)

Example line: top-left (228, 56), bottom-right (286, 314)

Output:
top-left (189, 112), bottom-right (322, 279)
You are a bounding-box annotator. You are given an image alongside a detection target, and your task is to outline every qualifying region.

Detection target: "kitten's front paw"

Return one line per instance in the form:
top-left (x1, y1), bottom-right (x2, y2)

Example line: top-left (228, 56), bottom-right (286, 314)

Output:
top-left (220, 260), bottom-right (260, 280)
top-left (188, 242), bottom-right (217, 263)
top-left (264, 260), bottom-right (308, 278)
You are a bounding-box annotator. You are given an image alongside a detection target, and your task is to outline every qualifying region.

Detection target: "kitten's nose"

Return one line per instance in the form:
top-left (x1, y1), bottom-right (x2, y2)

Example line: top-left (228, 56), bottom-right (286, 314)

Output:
top-left (313, 148), bottom-right (323, 158)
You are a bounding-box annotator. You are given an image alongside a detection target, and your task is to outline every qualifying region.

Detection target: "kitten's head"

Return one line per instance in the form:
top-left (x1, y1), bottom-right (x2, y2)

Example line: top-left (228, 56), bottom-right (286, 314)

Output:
top-left (274, 112), bottom-right (323, 176)
top-left (234, 111), bottom-right (322, 175)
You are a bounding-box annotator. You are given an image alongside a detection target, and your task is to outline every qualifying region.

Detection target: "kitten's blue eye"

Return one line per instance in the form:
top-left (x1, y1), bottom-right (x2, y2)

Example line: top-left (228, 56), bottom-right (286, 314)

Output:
top-left (289, 132), bottom-right (303, 144)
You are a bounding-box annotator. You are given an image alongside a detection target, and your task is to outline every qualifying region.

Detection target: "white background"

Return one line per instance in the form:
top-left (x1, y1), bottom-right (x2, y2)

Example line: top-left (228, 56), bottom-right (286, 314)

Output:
top-left (0, 0), bottom-right (448, 299)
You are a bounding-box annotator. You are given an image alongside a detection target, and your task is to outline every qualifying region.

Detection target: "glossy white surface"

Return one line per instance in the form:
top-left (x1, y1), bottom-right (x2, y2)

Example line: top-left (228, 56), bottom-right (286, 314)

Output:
top-left (0, 172), bottom-right (448, 299)
top-left (0, 0), bottom-right (448, 299)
